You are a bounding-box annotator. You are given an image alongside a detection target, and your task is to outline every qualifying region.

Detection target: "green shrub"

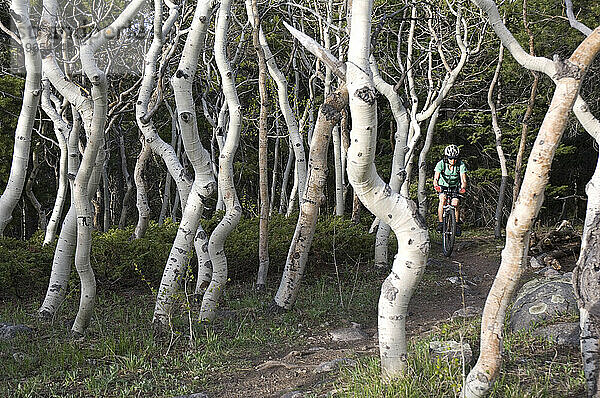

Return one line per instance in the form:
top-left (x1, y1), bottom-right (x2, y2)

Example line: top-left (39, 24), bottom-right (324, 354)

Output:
top-left (0, 235), bottom-right (55, 298)
top-left (0, 214), bottom-right (377, 296)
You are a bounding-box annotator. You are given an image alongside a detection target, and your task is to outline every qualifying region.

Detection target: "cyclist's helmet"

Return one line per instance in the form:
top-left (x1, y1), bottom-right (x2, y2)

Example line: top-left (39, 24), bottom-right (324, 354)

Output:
top-left (444, 144), bottom-right (460, 159)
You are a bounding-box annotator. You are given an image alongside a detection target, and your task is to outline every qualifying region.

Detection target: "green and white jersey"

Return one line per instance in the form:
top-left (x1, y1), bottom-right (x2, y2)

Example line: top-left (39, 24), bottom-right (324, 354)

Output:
top-left (435, 159), bottom-right (467, 188)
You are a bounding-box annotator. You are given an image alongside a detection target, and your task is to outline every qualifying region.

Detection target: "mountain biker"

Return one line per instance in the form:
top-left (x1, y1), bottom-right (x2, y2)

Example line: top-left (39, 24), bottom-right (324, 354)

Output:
top-left (433, 144), bottom-right (468, 235)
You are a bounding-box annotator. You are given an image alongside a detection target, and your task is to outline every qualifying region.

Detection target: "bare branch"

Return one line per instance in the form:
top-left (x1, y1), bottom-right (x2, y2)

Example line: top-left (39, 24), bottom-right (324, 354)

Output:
top-left (283, 20), bottom-right (346, 80)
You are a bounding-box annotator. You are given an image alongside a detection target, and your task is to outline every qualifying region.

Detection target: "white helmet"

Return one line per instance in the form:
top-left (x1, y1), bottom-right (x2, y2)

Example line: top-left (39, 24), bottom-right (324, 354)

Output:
top-left (444, 144), bottom-right (459, 159)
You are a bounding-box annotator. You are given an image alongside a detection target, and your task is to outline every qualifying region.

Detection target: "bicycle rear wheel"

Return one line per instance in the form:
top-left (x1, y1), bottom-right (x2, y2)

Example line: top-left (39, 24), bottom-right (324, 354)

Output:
top-left (442, 208), bottom-right (456, 257)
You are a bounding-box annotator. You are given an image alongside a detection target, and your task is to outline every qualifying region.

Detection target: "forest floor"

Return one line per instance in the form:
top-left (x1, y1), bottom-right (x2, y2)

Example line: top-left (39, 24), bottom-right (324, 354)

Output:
top-left (0, 229), bottom-right (585, 397)
top-left (211, 235), bottom-right (504, 398)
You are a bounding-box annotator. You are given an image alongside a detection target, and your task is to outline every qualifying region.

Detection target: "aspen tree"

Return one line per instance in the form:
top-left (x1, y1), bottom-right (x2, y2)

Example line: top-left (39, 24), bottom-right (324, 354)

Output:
top-left (199, 0), bottom-right (243, 322)
top-left (0, 0), bottom-right (42, 236)
top-left (249, 0), bottom-right (271, 290)
top-left (154, 0), bottom-right (217, 327)
top-left (346, 0), bottom-right (429, 378)
top-left (462, 0), bottom-right (600, 394)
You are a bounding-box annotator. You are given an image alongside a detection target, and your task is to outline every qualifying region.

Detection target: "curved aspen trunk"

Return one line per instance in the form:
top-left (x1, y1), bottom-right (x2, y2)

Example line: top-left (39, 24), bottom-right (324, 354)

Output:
top-left (41, 79), bottom-right (69, 246)
top-left (133, 139), bottom-right (152, 239)
top-left (25, 144), bottom-right (47, 232)
top-left (370, 56), bottom-right (409, 268)
top-left (571, 55), bottom-right (600, 396)
top-left (0, 0), bottom-right (41, 235)
top-left (274, 87), bottom-right (348, 309)
top-left (279, 146), bottom-right (294, 213)
top-left (462, 6), bottom-right (600, 393)
top-left (38, 109), bottom-right (81, 317)
top-left (199, 0), bottom-right (243, 322)
top-left (37, 0), bottom-right (95, 321)
top-left (489, 43), bottom-right (508, 238)
top-left (332, 126), bottom-right (344, 216)
top-left (512, 1), bottom-right (538, 211)
top-left (254, 18), bottom-right (307, 205)
top-left (416, 109), bottom-right (439, 218)
top-left (346, 1), bottom-right (429, 379)
top-left (154, 0), bottom-right (216, 327)
top-left (573, 133), bottom-right (600, 397)
top-left (249, 0), bottom-right (270, 290)
top-left (117, 134), bottom-right (134, 228)
top-left (194, 228), bottom-right (212, 296)
top-left (136, 0), bottom-right (189, 210)
top-left (71, 0), bottom-right (146, 337)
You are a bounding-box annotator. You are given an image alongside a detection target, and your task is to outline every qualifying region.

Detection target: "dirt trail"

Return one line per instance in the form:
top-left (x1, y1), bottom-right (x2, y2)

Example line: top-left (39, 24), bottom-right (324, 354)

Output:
top-left (211, 237), bottom-right (502, 398)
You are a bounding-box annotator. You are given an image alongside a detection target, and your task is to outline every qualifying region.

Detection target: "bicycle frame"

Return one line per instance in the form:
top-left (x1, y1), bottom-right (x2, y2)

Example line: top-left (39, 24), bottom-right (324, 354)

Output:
top-left (440, 187), bottom-right (461, 256)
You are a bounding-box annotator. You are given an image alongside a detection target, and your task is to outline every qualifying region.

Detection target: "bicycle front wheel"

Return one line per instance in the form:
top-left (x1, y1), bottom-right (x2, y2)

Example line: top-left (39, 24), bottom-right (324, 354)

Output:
top-left (442, 209), bottom-right (456, 257)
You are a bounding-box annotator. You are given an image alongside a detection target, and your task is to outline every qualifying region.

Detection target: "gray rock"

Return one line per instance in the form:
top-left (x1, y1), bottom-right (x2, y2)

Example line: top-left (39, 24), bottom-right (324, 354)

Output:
top-left (535, 266), bottom-right (561, 278)
top-left (532, 322), bottom-right (580, 347)
top-left (451, 306), bottom-right (482, 320)
top-left (313, 358), bottom-right (357, 373)
top-left (280, 391), bottom-right (304, 398)
top-left (509, 275), bottom-right (578, 332)
top-left (329, 327), bottom-right (369, 342)
top-left (530, 256), bottom-right (544, 269)
top-left (429, 341), bottom-right (473, 364)
top-left (0, 323), bottom-right (32, 340)
top-left (447, 276), bottom-right (459, 284)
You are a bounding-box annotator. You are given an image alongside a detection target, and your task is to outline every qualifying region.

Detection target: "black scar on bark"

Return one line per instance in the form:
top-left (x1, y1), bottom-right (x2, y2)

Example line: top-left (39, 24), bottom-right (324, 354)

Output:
top-left (175, 70), bottom-right (189, 79)
top-left (354, 87), bottom-right (376, 105)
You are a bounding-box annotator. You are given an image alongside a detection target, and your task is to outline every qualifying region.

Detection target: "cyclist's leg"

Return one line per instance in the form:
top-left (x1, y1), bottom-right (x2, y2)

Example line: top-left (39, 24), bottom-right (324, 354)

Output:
top-left (451, 196), bottom-right (460, 222)
top-left (438, 193), bottom-right (447, 222)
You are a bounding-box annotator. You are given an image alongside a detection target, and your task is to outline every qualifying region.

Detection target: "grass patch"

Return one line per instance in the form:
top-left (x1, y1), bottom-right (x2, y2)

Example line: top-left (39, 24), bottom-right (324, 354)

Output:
top-left (332, 317), bottom-right (584, 397)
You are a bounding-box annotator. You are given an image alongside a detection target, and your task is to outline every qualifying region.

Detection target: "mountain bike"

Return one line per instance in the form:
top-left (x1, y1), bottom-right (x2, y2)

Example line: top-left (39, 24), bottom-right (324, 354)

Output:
top-left (441, 187), bottom-right (461, 257)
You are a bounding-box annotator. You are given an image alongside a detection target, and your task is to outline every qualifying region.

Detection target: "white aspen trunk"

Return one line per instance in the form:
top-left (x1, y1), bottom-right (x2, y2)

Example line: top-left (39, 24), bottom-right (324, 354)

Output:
top-left (249, 0), bottom-right (270, 290)
top-left (154, 0), bottom-right (217, 327)
top-left (133, 139), bottom-right (151, 239)
top-left (117, 134), bottom-right (134, 228)
top-left (101, 160), bottom-right (110, 232)
top-left (38, 108), bottom-right (81, 317)
top-left (199, 0), bottom-right (243, 322)
top-left (41, 79), bottom-right (69, 246)
top-left (462, 4), bottom-right (600, 393)
top-left (286, 168), bottom-right (298, 217)
top-left (568, 11), bottom-right (600, 389)
top-left (279, 146), bottom-right (294, 213)
top-left (464, 73), bottom-right (591, 398)
top-left (572, 100), bottom-right (600, 397)
top-left (250, 12), bottom-right (307, 206)
top-left (38, 0), bottom-right (95, 321)
top-left (340, 107), bottom-right (349, 203)
top-left (71, 0), bottom-right (146, 337)
top-left (194, 228), bottom-right (212, 295)
top-left (274, 87), bottom-right (349, 309)
top-left (136, 0), bottom-right (189, 211)
top-left (513, 0), bottom-right (538, 211)
top-left (25, 144), bottom-right (47, 231)
top-left (488, 43), bottom-right (508, 238)
top-left (332, 126), bottom-right (344, 216)
top-left (0, 0), bottom-right (41, 235)
top-left (416, 109), bottom-right (439, 218)
top-left (270, 124), bottom-right (280, 215)
top-left (370, 55), bottom-right (410, 268)
top-left (346, 1), bottom-right (429, 379)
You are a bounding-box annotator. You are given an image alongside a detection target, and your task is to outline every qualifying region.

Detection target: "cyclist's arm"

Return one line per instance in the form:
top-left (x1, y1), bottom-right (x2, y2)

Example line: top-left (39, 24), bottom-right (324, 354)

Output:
top-left (433, 170), bottom-right (441, 190)
top-left (460, 172), bottom-right (467, 191)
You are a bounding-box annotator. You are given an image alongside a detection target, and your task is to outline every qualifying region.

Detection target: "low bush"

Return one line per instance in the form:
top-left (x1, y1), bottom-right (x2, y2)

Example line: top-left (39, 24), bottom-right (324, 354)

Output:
top-left (1, 213), bottom-right (378, 296)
